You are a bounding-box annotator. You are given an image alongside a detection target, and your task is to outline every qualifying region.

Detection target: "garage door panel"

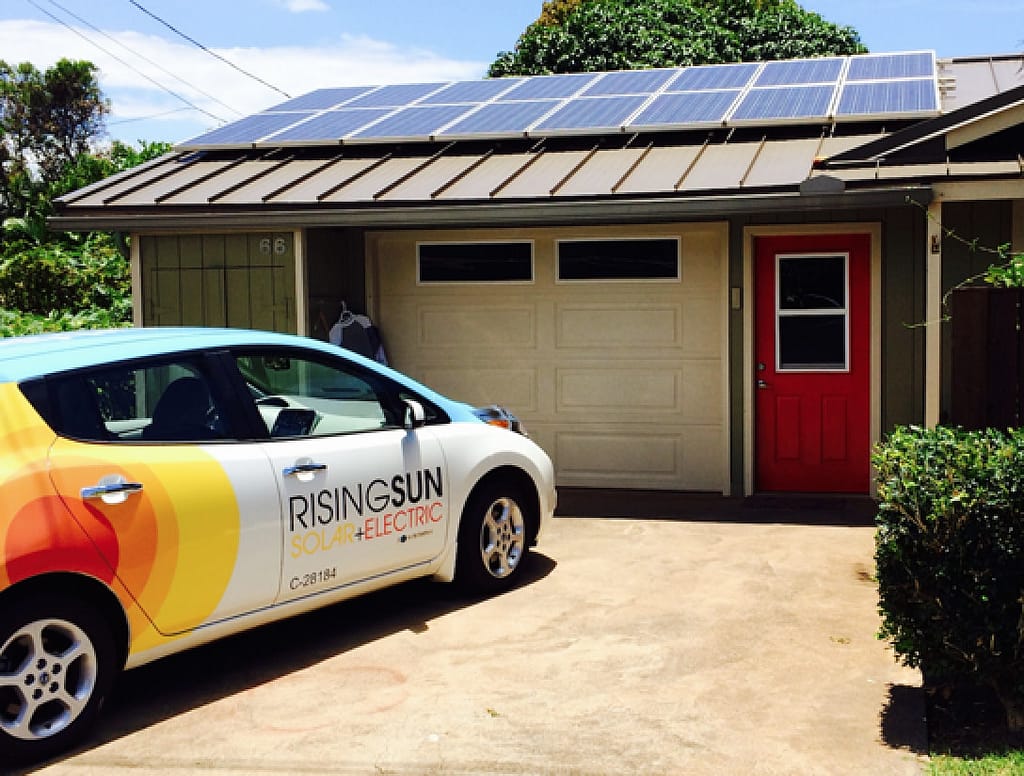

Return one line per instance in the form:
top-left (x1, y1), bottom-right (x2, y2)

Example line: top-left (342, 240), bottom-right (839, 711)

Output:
top-left (682, 232), bottom-right (726, 288)
top-left (419, 366), bottom-right (538, 412)
top-left (420, 306), bottom-right (536, 347)
top-left (369, 225), bottom-right (728, 492)
top-left (557, 368), bottom-right (680, 413)
top-left (556, 430), bottom-right (680, 478)
top-left (680, 360), bottom-right (724, 423)
top-left (682, 294), bottom-right (723, 356)
top-left (556, 304), bottom-right (681, 349)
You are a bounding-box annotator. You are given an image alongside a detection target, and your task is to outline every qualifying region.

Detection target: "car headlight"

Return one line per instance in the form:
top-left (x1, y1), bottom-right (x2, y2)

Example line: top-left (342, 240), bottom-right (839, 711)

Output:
top-left (472, 404), bottom-right (528, 436)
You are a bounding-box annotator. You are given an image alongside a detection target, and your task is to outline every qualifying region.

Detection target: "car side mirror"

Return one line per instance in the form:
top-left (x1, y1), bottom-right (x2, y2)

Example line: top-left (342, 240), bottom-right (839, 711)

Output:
top-left (403, 398), bottom-right (426, 429)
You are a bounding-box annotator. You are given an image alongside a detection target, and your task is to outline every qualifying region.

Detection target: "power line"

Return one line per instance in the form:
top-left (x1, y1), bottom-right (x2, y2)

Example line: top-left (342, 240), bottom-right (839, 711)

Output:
top-left (127, 0), bottom-right (292, 100)
top-left (25, 0), bottom-right (228, 125)
top-left (42, 0), bottom-right (246, 119)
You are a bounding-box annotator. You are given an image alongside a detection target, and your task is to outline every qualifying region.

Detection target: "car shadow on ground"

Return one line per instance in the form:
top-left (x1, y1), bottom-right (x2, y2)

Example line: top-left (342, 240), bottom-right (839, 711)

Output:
top-left (22, 553), bottom-right (556, 773)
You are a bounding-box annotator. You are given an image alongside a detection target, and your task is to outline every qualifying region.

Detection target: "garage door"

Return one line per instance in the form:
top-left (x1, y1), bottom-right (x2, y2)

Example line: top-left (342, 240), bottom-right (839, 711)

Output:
top-left (367, 224), bottom-right (728, 492)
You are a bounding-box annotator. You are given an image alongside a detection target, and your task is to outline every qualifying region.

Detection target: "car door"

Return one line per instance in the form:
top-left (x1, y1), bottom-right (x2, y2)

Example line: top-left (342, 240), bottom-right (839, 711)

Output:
top-left (44, 354), bottom-right (283, 646)
top-left (227, 348), bottom-right (451, 604)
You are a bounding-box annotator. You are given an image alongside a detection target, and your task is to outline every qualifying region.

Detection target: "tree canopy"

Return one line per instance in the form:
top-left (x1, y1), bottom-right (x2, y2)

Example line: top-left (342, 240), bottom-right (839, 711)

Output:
top-left (0, 58), bottom-right (170, 335)
top-left (489, 0), bottom-right (866, 77)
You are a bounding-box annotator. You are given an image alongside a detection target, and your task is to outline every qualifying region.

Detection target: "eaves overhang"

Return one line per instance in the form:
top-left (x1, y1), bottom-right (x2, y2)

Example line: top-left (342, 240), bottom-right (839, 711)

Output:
top-left (49, 185), bottom-right (933, 233)
top-left (821, 82), bottom-right (1024, 166)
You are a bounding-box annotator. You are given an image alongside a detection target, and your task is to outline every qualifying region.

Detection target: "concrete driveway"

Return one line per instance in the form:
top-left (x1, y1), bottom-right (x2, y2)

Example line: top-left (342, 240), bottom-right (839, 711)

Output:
top-left (29, 515), bottom-right (925, 775)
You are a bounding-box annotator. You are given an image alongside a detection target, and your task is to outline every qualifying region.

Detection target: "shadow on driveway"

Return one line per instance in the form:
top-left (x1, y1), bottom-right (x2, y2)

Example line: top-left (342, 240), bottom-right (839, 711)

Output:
top-left (22, 553), bottom-right (555, 773)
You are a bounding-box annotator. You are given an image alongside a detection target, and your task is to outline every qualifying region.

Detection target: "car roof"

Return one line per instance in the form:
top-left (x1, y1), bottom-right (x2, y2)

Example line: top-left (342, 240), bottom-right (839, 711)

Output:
top-left (0, 327), bottom-right (334, 382)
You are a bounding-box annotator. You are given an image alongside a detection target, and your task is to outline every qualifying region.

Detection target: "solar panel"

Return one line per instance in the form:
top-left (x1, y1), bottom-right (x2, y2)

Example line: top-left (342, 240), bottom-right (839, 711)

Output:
top-left (847, 52), bottom-right (934, 81)
top-left (582, 68), bottom-right (679, 96)
top-left (176, 51), bottom-right (941, 149)
top-left (535, 95), bottom-right (648, 131)
top-left (266, 108), bottom-right (394, 142)
top-left (183, 112), bottom-right (313, 146)
top-left (630, 90), bottom-right (740, 127)
top-left (756, 58), bottom-right (844, 86)
top-left (345, 82), bottom-right (449, 108)
top-left (438, 100), bottom-right (560, 136)
top-left (263, 87), bottom-right (375, 112)
top-left (349, 103), bottom-right (472, 139)
top-left (732, 85), bottom-right (836, 121)
top-left (501, 72), bottom-right (599, 100)
top-left (420, 78), bottom-right (524, 105)
top-left (670, 63), bottom-right (759, 91)
top-left (837, 79), bottom-right (938, 116)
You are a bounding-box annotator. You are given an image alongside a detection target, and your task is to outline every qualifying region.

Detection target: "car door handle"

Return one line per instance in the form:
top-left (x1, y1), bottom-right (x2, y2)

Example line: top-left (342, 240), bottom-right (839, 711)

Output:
top-left (81, 478), bottom-right (143, 501)
top-left (283, 461), bottom-right (328, 477)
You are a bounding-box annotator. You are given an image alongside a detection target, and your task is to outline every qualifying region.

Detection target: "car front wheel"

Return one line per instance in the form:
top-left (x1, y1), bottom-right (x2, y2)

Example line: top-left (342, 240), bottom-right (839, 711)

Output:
top-left (0, 591), bottom-right (118, 764)
top-left (456, 482), bottom-right (531, 595)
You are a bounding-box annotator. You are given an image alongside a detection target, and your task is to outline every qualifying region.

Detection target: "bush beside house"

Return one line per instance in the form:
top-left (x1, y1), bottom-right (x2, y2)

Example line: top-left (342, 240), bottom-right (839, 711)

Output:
top-left (874, 425), bottom-right (1024, 731)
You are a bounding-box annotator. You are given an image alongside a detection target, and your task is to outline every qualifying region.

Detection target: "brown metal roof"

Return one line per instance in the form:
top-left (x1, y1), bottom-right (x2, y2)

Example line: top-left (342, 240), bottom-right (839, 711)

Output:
top-left (51, 55), bottom-right (1024, 232)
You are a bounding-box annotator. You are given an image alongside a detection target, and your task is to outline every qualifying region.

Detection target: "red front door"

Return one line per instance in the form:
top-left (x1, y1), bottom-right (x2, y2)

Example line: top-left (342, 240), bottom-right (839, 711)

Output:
top-left (754, 234), bottom-right (871, 493)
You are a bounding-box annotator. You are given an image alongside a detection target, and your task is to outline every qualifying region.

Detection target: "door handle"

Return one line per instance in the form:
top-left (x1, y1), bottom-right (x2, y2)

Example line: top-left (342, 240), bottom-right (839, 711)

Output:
top-left (757, 379), bottom-right (770, 390)
top-left (283, 460), bottom-right (328, 477)
top-left (81, 476), bottom-right (143, 504)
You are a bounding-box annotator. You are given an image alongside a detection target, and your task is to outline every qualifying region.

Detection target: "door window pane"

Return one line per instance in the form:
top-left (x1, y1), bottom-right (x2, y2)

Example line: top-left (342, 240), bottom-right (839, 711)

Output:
top-left (418, 242), bottom-right (532, 283)
top-left (779, 315), bottom-right (846, 369)
top-left (557, 238), bottom-right (680, 280)
top-left (234, 352), bottom-right (397, 437)
top-left (45, 360), bottom-right (227, 442)
top-left (776, 253), bottom-right (849, 371)
top-left (779, 256), bottom-right (845, 309)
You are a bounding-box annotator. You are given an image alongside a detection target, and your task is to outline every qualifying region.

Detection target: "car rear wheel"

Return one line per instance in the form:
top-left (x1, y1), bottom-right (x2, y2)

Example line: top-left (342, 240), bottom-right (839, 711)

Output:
top-left (456, 482), bottom-right (531, 595)
top-left (0, 591), bottom-right (118, 764)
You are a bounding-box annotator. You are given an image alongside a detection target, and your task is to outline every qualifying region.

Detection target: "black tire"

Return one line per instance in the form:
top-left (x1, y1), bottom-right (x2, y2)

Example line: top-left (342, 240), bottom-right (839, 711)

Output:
top-left (455, 481), bottom-right (532, 595)
top-left (0, 591), bottom-right (119, 765)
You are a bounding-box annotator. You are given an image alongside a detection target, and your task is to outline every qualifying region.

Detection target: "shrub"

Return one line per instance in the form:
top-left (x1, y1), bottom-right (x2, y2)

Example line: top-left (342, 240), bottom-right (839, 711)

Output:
top-left (874, 425), bottom-right (1024, 730)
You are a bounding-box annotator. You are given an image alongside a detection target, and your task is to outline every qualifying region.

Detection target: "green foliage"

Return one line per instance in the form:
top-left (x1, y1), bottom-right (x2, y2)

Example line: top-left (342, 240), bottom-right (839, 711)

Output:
top-left (1, 59), bottom-right (108, 219)
top-left (874, 426), bottom-right (1024, 730)
top-left (489, 0), bottom-right (866, 76)
top-left (0, 58), bottom-right (169, 336)
top-left (985, 246), bottom-right (1024, 289)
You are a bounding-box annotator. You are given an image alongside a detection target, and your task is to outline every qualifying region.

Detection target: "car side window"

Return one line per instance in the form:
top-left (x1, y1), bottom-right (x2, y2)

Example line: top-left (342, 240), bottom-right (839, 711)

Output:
top-left (233, 351), bottom-right (401, 438)
top-left (48, 359), bottom-right (228, 443)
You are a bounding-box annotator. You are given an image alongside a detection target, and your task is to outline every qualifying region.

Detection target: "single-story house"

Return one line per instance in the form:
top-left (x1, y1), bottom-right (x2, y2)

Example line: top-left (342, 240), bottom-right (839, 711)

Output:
top-left (51, 51), bottom-right (1024, 497)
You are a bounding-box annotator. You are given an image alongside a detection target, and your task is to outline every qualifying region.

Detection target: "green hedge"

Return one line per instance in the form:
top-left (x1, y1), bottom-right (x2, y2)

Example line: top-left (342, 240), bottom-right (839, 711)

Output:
top-left (874, 425), bottom-right (1024, 730)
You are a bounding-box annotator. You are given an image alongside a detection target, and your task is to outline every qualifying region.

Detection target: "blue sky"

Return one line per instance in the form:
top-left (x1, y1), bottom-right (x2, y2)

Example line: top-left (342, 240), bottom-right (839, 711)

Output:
top-left (0, 0), bottom-right (1020, 146)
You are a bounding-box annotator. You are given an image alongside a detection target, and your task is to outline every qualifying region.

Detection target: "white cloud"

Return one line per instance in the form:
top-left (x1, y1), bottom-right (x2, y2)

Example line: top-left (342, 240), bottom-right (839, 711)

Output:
top-left (0, 20), bottom-right (487, 144)
top-left (277, 0), bottom-right (331, 11)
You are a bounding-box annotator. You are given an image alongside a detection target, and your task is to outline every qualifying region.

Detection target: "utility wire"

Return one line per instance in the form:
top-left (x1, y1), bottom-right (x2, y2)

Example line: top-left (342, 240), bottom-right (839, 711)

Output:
top-left (43, 0), bottom-right (246, 119)
top-left (25, 0), bottom-right (228, 124)
top-left (127, 0), bottom-right (292, 100)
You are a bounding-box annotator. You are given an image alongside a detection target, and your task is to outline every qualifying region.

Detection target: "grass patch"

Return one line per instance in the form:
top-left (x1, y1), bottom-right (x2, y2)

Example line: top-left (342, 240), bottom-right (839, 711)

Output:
top-left (927, 684), bottom-right (1024, 775)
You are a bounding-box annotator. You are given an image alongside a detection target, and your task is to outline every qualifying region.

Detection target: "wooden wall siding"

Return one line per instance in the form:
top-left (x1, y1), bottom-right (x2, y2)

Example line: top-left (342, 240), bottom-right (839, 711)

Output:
top-left (951, 287), bottom-right (1024, 429)
top-left (940, 201), bottom-right (1014, 423)
top-left (140, 233), bottom-right (296, 332)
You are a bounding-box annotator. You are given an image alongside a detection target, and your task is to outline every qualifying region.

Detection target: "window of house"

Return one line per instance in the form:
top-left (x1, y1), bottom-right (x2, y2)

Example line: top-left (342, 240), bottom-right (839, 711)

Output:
top-left (418, 242), bottom-right (533, 283)
top-left (557, 238), bottom-right (680, 281)
top-left (776, 253), bottom-right (849, 371)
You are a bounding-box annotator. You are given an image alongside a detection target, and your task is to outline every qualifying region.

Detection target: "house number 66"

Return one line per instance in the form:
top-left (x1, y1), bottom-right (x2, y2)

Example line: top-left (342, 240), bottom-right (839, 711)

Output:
top-left (259, 237), bottom-right (288, 255)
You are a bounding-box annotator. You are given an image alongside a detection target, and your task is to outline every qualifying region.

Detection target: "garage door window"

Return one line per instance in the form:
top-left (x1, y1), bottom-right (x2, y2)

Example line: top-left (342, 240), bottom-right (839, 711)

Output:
top-left (418, 242), bottom-right (533, 283)
top-left (557, 238), bottom-right (680, 281)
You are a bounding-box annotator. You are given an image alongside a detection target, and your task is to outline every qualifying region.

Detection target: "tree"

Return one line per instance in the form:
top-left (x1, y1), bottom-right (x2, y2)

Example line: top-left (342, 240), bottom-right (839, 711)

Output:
top-left (0, 59), bottom-right (109, 222)
top-left (489, 0), bottom-right (866, 77)
top-left (0, 58), bottom-right (170, 335)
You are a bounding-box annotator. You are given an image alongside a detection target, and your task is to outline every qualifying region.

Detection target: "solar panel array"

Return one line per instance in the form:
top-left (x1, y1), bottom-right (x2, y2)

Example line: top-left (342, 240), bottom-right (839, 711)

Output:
top-left (179, 51), bottom-right (940, 150)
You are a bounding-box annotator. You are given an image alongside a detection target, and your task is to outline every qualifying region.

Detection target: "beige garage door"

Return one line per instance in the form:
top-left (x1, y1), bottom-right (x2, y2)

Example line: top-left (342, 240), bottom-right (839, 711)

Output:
top-left (367, 224), bottom-right (729, 492)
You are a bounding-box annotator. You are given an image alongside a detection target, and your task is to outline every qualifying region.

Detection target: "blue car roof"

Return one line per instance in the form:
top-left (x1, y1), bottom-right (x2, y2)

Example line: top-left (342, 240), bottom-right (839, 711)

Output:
top-left (0, 328), bottom-right (289, 382)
